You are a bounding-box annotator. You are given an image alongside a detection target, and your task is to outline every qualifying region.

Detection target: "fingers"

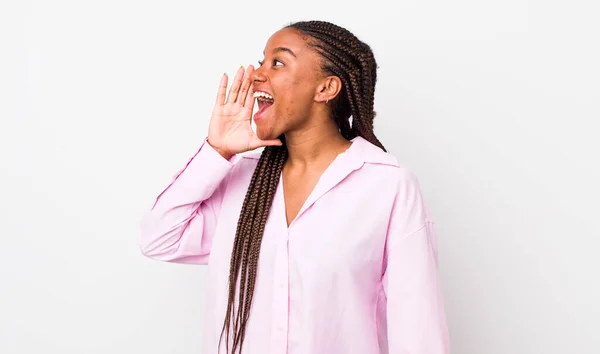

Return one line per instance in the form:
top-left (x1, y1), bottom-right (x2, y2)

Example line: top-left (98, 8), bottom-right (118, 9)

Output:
top-left (243, 65), bottom-right (256, 108)
top-left (224, 67), bottom-right (245, 104)
top-left (215, 73), bottom-right (228, 105)
top-left (239, 65), bottom-right (254, 107)
top-left (261, 139), bottom-right (283, 147)
top-left (249, 136), bottom-right (283, 150)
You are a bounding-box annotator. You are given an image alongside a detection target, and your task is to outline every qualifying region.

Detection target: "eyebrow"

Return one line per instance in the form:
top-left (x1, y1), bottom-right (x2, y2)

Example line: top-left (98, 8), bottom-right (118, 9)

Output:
top-left (263, 47), bottom-right (297, 58)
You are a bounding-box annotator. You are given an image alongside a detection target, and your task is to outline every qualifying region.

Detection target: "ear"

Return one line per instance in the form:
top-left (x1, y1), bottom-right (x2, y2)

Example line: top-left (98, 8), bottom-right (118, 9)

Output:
top-left (315, 76), bottom-right (342, 103)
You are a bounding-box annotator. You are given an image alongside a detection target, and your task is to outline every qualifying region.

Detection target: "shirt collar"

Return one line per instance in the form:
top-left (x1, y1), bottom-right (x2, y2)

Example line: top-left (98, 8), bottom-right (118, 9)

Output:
top-left (241, 135), bottom-right (398, 168)
top-left (348, 136), bottom-right (399, 168)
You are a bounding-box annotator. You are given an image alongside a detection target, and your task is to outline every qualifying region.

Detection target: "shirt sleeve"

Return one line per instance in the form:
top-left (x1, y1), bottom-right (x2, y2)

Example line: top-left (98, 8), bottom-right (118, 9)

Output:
top-left (138, 138), bottom-right (236, 265)
top-left (381, 169), bottom-right (450, 353)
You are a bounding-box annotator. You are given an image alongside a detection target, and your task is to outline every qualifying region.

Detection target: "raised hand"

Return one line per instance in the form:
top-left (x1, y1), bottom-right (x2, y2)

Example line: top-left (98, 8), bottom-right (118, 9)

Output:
top-left (207, 65), bottom-right (282, 158)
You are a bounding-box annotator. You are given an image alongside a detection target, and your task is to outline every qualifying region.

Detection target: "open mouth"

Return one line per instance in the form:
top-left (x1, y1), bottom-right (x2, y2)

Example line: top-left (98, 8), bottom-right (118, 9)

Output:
top-left (253, 91), bottom-right (274, 121)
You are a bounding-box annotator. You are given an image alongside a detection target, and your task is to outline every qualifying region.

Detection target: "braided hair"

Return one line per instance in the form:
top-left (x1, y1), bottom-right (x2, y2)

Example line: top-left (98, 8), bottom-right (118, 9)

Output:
top-left (219, 20), bottom-right (386, 353)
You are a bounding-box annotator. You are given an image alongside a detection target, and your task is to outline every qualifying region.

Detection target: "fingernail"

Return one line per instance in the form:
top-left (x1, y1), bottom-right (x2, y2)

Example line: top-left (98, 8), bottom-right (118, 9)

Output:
top-left (240, 65), bottom-right (245, 69)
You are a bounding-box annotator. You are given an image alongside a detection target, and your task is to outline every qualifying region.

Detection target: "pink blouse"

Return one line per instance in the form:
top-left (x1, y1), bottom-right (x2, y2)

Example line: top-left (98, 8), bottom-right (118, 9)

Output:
top-left (139, 136), bottom-right (450, 353)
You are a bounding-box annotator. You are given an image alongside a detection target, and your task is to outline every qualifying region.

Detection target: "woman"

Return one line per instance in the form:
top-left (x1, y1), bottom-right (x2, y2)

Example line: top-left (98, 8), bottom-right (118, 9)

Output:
top-left (140, 20), bottom-right (450, 354)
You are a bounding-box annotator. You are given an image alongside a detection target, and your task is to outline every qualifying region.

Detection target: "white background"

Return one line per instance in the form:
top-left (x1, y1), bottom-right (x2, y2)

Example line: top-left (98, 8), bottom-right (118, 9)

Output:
top-left (2, 0), bottom-right (599, 353)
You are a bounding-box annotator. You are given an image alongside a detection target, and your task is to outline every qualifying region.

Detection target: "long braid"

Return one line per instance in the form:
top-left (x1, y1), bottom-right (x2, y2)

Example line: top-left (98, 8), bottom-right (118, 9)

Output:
top-left (288, 21), bottom-right (386, 151)
top-left (220, 20), bottom-right (385, 354)
top-left (219, 143), bottom-right (287, 353)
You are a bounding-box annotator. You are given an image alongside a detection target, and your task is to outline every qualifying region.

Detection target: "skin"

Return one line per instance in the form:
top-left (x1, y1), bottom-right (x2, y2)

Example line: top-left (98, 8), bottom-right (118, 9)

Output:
top-left (251, 28), bottom-right (351, 165)
top-left (209, 28), bottom-right (354, 225)
top-left (253, 28), bottom-right (353, 225)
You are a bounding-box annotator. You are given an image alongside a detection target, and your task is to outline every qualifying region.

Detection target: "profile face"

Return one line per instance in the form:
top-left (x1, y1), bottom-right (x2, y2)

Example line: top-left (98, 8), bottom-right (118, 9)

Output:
top-left (252, 28), bottom-right (327, 140)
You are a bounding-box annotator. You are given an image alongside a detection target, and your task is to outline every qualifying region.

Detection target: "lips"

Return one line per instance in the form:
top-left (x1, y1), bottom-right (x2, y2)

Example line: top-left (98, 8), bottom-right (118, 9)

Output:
top-left (253, 90), bottom-right (274, 121)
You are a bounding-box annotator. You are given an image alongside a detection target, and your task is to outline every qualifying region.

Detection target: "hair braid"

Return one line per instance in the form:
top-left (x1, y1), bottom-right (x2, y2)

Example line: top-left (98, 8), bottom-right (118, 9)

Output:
top-left (288, 20), bottom-right (386, 151)
top-left (219, 144), bottom-right (287, 354)
top-left (220, 20), bottom-right (386, 354)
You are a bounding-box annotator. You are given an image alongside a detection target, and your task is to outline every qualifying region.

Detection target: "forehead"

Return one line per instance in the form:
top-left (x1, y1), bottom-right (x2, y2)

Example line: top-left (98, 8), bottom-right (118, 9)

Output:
top-left (263, 28), bottom-right (311, 56)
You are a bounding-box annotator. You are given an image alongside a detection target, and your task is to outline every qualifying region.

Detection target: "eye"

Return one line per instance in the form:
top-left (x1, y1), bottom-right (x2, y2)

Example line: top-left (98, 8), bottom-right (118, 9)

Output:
top-left (257, 59), bottom-right (284, 67)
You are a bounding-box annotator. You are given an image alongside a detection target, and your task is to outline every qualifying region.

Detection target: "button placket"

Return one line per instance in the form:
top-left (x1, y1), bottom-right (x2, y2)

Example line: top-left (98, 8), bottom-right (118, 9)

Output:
top-left (269, 232), bottom-right (289, 353)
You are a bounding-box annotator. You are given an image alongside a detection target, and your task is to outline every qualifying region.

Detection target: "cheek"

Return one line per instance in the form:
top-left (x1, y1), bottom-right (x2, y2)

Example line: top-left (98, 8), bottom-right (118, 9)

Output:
top-left (278, 80), bottom-right (312, 117)
top-left (277, 98), bottom-right (304, 128)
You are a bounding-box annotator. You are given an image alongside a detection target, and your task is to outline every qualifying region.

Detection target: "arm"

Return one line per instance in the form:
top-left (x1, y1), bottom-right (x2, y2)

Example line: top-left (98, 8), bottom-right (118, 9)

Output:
top-left (138, 139), bottom-right (236, 264)
top-left (382, 170), bottom-right (450, 353)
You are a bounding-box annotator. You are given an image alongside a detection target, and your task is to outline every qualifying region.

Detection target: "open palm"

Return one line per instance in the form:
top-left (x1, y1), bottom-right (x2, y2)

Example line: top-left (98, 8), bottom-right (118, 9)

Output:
top-left (208, 66), bottom-right (281, 155)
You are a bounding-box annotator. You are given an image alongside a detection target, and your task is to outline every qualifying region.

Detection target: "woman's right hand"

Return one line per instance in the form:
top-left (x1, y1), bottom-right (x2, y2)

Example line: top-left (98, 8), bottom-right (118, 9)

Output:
top-left (207, 65), bottom-right (282, 159)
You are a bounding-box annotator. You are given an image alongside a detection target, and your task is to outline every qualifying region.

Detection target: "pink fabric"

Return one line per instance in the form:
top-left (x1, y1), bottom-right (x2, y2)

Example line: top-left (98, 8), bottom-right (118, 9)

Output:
top-left (139, 136), bottom-right (450, 354)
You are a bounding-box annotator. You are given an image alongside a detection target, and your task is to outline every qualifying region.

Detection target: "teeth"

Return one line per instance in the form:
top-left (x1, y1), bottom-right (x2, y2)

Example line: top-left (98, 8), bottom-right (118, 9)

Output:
top-left (253, 91), bottom-right (273, 100)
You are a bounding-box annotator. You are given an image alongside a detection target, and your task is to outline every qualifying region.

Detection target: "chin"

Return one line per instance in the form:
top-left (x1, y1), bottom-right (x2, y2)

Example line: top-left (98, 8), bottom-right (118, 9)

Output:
top-left (255, 119), bottom-right (284, 141)
top-left (255, 127), bottom-right (278, 141)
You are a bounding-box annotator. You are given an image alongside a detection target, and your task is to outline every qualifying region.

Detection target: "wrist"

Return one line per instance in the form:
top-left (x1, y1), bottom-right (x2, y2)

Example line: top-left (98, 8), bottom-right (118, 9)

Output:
top-left (207, 139), bottom-right (233, 160)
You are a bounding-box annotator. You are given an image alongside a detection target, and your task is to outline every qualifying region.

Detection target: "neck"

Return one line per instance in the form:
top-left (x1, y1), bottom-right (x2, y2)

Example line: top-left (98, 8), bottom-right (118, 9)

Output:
top-left (284, 119), bottom-right (352, 169)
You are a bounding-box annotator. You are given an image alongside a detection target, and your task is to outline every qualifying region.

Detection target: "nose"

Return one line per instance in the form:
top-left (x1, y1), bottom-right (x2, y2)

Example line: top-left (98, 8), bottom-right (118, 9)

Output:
top-left (251, 66), bottom-right (267, 84)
